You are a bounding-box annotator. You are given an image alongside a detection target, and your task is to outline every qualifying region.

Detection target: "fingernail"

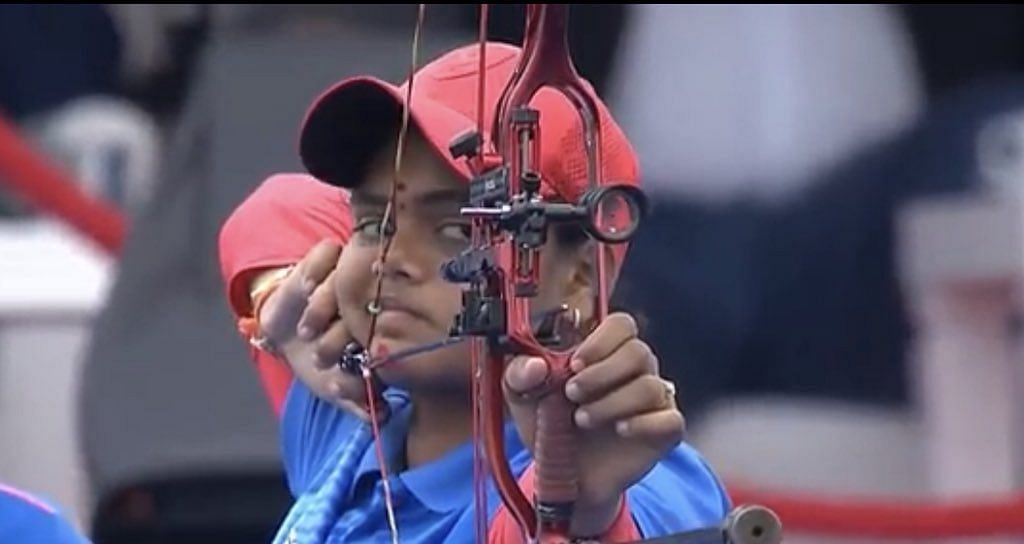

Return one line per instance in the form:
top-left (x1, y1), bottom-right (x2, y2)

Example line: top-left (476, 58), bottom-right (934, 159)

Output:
top-left (298, 325), bottom-right (313, 340)
top-left (575, 409), bottom-right (591, 429)
top-left (303, 277), bottom-right (317, 294)
top-left (616, 420), bottom-right (631, 437)
top-left (570, 358), bottom-right (584, 372)
top-left (565, 381), bottom-right (581, 402)
top-left (530, 357), bottom-right (550, 379)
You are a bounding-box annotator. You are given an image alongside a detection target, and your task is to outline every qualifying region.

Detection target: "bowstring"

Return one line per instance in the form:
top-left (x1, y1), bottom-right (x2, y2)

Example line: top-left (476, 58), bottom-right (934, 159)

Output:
top-left (473, 6), bottom-right (491, 543)
top-left (363, 5), bottom-right (427, 544)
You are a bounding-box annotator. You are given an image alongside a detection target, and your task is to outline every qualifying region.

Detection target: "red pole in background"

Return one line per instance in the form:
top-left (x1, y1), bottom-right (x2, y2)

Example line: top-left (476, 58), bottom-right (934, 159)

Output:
top-left (730, 483), bottom-right (1024, 539)
top-left (0, 115), bottom-right (125, 254)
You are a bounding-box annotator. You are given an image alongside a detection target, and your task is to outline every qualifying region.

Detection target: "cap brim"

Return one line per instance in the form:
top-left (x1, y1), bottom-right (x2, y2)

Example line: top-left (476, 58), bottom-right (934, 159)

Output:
top-left (299, 76), bottom-right (475, 188)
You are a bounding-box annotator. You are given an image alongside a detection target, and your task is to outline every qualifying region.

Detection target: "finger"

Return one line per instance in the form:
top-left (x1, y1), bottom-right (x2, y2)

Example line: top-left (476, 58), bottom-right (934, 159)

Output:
top-left (574, 375), bottom-right (675, 430)
top-left (324, 373), bottom-right (369, 410)
top-left (313, 318), bottom-right (353, 369)
top-left (502, 356), bottom-right (551, 452)
top-left (320, 365), bottom-right (392, 422)
top-left (258, 267), bottom-right (308, 342)
top-left (570, 313), bottom-right (639, 372)
top-left (299, 270), bottom-right (340, 341)
top-left (338, 372), bottom-right (392, 421)
top-left (565, 338), bottom-right (657, 404)
top-left (295, 240), bottom-right (343, 294)
top-left (614, 409), bottom-right (686, 450)
top-left (503, 356), bottom-right (551, 401)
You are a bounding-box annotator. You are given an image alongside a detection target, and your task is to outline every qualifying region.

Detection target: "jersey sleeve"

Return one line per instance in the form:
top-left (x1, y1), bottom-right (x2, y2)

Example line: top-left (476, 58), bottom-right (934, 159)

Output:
top-left (217, 173), bottom-right (352, 415)
top-left (0, 484), bottom-right (91, 544)
top-left (627, 442), bottom-right (733, 537)
top-left (278, 380), bottom-right (359, 496)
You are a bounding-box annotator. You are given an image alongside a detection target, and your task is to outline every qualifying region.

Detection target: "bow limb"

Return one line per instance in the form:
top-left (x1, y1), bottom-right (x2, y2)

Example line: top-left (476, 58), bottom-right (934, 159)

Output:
top-left (448, 4), bottom-right (600, 542)
top-left (492, 5), bottom-right (598, 542)
top-left (485, 6), bottom-right (786, 544)
top-left (469, 6), bottom-right (785, 544)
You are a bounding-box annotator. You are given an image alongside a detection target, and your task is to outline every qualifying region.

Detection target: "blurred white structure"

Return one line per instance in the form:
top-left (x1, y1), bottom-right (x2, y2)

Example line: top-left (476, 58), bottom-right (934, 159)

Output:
top-left (0, 218), bottom-right (114, 533)
top-left (692, 194), bottom-right (1024, 544)
top-left (607, 4), bottom-right (924, 205)
top-left (899, 194), bottom-right (1024, 501)
top-left (22, 95), bottom-right (162, 218)
top-left (691, 112), bottom-right (1024, 543)
top-left (896, 108), bottom-right (1024, 500)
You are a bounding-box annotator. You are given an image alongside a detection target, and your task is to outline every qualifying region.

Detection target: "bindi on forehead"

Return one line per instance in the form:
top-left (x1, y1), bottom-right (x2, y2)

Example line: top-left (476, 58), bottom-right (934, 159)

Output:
top-left (396, 181), bottom-right (407, 211)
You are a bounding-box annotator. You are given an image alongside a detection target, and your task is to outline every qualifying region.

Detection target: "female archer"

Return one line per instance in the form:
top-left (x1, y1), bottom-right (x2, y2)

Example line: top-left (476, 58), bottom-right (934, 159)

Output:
top-left (219, 41), bottom-right (732, 543)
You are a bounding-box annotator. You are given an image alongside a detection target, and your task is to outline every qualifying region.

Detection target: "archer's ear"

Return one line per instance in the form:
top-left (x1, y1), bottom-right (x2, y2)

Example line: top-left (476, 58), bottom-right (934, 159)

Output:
top-left (562, 241), bottom-right (620, 329)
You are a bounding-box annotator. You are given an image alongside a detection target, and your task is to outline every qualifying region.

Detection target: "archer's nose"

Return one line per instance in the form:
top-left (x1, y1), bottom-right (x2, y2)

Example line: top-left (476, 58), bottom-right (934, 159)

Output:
top-left (369, 223), bottom-right (431, 284)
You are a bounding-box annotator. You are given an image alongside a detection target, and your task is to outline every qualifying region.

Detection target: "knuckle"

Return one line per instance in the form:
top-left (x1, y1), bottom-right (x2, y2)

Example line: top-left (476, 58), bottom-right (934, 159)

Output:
top-left (568, 374), bottom-right (593, 399)
top-left (626, 339), bottom-right (654, 370)
top-left (612, 312), bottom-right (639, 337)
top-left (670, 411), bottom-right (686, 437)
top-left (317, 333), bottom-right (341, 357)
top-left (310, 280), bottom-right (329, 298)
top-left (642, 374), bottom-right (666, 399)
top-left (316, 337), bottom-right (340, 361)
top-left (646, 344), bottom-right (660, 372)
top-left (305, 305), bottom-right (327, 325)
top-left (311, 239), bottom-right (338, 258)
top-left (308, 300), bottom-right (333, 324)
top-left (314, 339), bottom-right (328, 359)
top-left (332, 376), bottom-right (352, 395)
top-left (309, 283), bottom-right (330, 304)
top-left (660, 412), bottom-right (686, 445)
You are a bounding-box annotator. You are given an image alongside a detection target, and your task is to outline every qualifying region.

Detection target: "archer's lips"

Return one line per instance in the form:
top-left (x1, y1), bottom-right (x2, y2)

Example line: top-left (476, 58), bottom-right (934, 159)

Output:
top-left (367, 296), bottom-right (428, 322)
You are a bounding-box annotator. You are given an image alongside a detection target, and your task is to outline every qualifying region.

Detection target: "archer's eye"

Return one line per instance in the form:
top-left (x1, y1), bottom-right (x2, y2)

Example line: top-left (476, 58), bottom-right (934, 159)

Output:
top-left (354, 218), bottom-right (384, 243)
top-left (438, 222), bottom-right (471, 244)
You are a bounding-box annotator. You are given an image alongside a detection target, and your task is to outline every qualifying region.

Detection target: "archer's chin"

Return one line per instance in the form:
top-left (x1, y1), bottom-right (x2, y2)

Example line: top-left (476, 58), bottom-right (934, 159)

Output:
top-left (374, 347), bottom-right (474, 394)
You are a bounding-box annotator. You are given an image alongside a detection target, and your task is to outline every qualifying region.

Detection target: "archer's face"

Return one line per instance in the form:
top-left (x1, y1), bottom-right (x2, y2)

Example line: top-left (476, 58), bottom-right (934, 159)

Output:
top-left (334, 130), bottom-right (579, 394)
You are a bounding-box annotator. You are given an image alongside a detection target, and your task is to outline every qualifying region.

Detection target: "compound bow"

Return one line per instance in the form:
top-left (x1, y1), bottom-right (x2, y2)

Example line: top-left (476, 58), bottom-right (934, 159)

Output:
top-left (341, 5), bottom-right (783, 544)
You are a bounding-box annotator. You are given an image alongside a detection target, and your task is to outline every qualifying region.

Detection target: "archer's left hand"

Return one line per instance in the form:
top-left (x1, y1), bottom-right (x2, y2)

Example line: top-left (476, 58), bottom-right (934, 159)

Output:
top-left (504, 312), bottom-right (685, 536)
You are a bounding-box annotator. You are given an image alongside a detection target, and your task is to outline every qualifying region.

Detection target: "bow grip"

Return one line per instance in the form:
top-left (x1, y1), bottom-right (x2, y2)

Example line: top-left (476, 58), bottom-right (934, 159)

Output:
top-left (534, 351), bottom-right (580, 536)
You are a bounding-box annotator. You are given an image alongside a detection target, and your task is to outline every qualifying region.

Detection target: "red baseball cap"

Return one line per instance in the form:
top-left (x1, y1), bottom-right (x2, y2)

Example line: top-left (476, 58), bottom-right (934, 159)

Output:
top-left (298, 41), bottom-right (641, 206)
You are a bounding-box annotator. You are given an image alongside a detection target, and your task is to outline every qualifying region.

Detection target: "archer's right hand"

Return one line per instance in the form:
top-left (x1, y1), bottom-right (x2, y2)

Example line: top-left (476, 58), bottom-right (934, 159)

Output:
top-left (257, 240), bottom-right (381, 421)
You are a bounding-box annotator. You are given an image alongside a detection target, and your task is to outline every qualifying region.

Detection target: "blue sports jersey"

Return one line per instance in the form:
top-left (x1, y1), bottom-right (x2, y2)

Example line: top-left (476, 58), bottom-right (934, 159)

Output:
top-left (274, 380), bottom-right (731, 543)
top-left (0, 483), bottom-right (90, 544)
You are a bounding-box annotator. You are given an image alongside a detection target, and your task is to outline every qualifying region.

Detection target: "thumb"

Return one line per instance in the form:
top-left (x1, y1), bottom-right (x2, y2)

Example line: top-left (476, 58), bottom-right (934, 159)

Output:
top-left (503, 356), bottom-right (551, 447)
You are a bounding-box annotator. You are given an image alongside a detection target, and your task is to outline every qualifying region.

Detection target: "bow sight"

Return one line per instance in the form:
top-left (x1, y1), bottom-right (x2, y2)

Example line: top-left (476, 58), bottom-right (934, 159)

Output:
top-left (442, 110), bottom-right (647, 348)
top-left (449, 111), bottom-right (647, 250)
